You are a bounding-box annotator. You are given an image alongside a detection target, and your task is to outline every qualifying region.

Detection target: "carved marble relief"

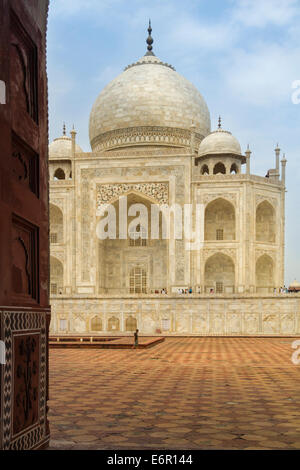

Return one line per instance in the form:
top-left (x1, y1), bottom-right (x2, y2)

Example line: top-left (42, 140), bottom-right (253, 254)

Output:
top-left (255, 194), bottom-right (278, 208)
top-left (12, 215), bottom-right (39, 301)
top-left (13, 334), bottom-right (40, 436)
top-left (97, 182), bottom-right (169, 207)
top-left (10, 10), bottom-right (38, 122)
top-left (202, 192), bottom-right (237, 207)
top-left (12, 133), bottom-right (39, 196)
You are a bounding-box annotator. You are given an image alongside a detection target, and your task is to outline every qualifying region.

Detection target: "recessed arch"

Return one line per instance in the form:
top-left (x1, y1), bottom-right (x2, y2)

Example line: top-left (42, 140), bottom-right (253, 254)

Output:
top-left (204, 253), bottom-right (235, 293)
top-left (230, 163), bottom-right (238, 174)
top-left (256, 254), bottom-right (274, 293)
top-left (201, 164), bottom-right (209, 175)
top-left (125, 315), bottom-right (137, 331)
top-left (256, 201), bottom-right (275, 243)
top-left (50, 256), bottom-right (63, 295)
top-left (54, 168), bottom-right (65, 180)
top-left (213, 162), bottom-right (226, 174)
top-left (91, 316), bottom-right (102, 331)
top-left (205, 198), bottom-right (235, 241)
top-left (107, 316), bottom-right (120, 331)
top-left (50, 204), bottom-right (63, 243)
top-left (98, 191), bottom-right (168, 295)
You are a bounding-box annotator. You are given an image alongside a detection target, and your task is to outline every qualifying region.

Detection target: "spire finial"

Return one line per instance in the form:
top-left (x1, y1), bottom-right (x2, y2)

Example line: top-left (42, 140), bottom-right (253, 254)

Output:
top-left (218, 116), bottom-right (222, 129)
top-left (63, 122), bottom-right (66, 136)
top-left (145, 19), bottom-right (154, 56)
top-left (70, 123), bottom-right (76, 135)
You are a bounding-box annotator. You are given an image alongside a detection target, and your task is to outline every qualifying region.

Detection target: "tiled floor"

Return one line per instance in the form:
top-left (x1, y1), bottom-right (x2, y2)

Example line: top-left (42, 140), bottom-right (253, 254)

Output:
top-left (48, 337), bottom-right (300, 450)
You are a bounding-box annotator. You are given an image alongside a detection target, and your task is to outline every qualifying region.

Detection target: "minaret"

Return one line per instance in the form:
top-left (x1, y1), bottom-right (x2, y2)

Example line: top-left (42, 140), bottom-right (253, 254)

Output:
top-left (245, 144), bottom-right (251, 175)
top-left (281, 153), bottom-right (287, 186)
top-left (70, 124), bottom-right (77, 157)
top-left (275, 143), bottom-right (280, 179)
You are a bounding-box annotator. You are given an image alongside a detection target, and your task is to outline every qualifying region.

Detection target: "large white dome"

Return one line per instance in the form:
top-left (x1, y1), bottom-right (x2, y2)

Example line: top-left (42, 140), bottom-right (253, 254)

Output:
top-left (89, 54), bottom-right (211, 152)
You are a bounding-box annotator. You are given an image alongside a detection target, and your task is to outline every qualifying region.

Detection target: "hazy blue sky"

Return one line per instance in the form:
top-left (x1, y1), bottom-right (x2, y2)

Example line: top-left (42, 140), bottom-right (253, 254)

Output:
top-left (47, 0), bottom-right (300, 285)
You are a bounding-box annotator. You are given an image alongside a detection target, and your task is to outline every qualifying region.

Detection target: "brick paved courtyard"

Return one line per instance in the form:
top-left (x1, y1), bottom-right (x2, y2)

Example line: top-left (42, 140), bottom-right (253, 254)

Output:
top-left (48, 337), bottom-right (300, 450)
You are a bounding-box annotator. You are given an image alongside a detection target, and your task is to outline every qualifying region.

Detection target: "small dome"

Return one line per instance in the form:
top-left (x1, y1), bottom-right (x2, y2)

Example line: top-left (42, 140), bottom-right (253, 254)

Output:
top-left (89, 53), bottom-right (211, 152)
top-left (49, 135), bottom-right (83, 157)
top-left (198, 128), bottom-right (242, 158)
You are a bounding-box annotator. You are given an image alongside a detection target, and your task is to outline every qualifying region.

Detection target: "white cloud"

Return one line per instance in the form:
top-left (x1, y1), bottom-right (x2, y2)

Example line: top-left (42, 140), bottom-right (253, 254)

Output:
top-left (232, 0), bottom-right (299, 27)
top-left (223, 42), bottom-right (300, 106)
top-left (166, 18), bottom-right (238, 53)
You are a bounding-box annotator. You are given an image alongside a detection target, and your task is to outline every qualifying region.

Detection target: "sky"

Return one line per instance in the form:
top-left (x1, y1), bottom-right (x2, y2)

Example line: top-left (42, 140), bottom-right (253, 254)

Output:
top-left (47, 0), bottom-right (300, 285)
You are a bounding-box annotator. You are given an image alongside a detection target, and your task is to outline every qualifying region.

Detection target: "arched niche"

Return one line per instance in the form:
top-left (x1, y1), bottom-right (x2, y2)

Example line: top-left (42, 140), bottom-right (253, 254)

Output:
top-left (91, 316), bottom-right (102, 331)
top-left (50, 256), bottom-right (63, 295)
top-left (256, 254), bottom-right (274, 293)
top-left (256, 201), bottom-right (275, 243)
top-left (201, 164), bottom-right (209, 175)
top-left (107, 316), bottom-right (120, 332)
top-left (205, 198), bottom-right (235, 241)
top-left (50, 204), bottom-right (63, 244)
top-left (230, 163), bottom-right (238, 174)
top-left (125, 315), bottom-right (137, 331)
top-left (213, 162), bottom-right (226, 174)
top-left (204, 253), bottom-right (235, 293)
top-left (54, 168), bottom-right (65, 180)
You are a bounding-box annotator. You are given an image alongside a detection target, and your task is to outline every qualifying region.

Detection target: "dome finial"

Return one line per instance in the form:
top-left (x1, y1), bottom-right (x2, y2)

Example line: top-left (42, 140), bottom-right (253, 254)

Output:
top-left (145, 19), bottom-right (154, 56)
top-left (63, 122), bottom-right (66, 136)
top-left (218, 116), bottom-right (222, 129)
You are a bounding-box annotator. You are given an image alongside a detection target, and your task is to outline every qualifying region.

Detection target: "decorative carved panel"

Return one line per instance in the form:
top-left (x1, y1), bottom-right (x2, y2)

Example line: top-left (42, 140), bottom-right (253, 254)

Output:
top-left (202, 192), bottom-right (237, 207)
top-left (1, 311), bottom-right (47, 450)
top-left (12, 214), bottom-right (39, 302)
top-left (13, 333), bottom-right (40, 435)
top-left (97, 182), bottom-right (169, 207)
top-left (202, 248), bottom-right (236, 263)
top-left (91, 125), bottom-right (200, 152)
top-left (10, 9), bottom-right (38, 122)
top-left (255, 250), bottom-right (276, 262)
top-left (12, 132), bottom-right (39, 196)
top-left (255, 194), bottom-right (278, 208)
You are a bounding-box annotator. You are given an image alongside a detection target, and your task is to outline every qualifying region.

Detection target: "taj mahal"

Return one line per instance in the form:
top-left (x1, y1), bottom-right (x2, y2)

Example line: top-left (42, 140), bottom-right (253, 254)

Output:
top-left (48, 24), bottom-right (300, 336)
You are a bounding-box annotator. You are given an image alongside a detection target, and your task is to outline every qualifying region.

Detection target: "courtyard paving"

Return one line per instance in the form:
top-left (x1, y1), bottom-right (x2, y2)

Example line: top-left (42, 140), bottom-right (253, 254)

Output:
top-left (48, 337), bottom-right (300, 450)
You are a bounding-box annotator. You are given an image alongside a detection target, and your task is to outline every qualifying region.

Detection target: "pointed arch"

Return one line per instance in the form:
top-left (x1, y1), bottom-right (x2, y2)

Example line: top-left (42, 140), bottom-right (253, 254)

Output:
top-left (213, 162), bottom-right (226, 174)
top-left (50, 256), bottom-right (63, 295)
top-left (125, 315), bottom-right (137, 331)
top-left (50, 203), bottom-right (63, 243)
top-left (256, 254), bottom-right (274, 293)
top-left (205, 198), bottom-right (235, 240)
top-left (91, 316), bottom-right (102, 331)
top-left (256, 201), bottom-right (275, 243)
top-left (201, 164), bottom-right (209, 175)
top-left (230, 163), bottom-right (238, 174)
top-left (98, 191), bottom-right (168, 295)
top-left (204, 252), bottom-right (235, 293)
top-left (54, 168), bottom-right (65, 180)
top-left (107, 316), bottom-right (120, 331)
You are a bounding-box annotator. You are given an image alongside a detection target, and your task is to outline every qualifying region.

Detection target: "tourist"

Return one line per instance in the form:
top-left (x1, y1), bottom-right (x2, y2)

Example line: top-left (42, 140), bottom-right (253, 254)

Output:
top-left (132, 329), bottom-right (139, 349)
